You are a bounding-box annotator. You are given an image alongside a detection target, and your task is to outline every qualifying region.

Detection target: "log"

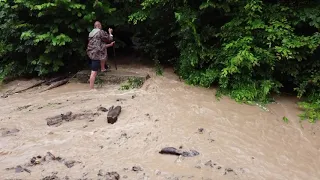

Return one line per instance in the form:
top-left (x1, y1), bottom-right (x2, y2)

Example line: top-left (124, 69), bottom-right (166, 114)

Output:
top-left (45, 76), bottom-right (68, 85)
top-left (40, 78), bottom-right (69, 92)
top-left (46, 112), bottom-right (72, 126)
top-left (159, 147), bottom-right (200, 157)
top-left (1, 80), bottom-right (46, 98)
top-left (159, 147), bottom-right (184, 156)
top-left (14, 80), bottom-right (46, 94)
top-left (107, 106), bottom-right (121, 124)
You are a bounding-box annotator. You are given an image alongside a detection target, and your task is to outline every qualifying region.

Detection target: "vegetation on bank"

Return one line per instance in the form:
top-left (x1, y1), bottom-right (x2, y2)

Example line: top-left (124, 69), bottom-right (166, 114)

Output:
top-left (0, 0), bottom-right (319, 122)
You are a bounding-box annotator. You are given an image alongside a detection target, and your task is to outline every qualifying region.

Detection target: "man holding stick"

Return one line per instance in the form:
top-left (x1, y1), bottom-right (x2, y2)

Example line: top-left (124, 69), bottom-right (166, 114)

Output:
top-left (86, 21), bottom-right (115, 89)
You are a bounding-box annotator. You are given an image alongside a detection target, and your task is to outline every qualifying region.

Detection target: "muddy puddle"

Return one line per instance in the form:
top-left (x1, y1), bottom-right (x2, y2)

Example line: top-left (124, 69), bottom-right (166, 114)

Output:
top-left (0, 66), bottom-right (320, 180)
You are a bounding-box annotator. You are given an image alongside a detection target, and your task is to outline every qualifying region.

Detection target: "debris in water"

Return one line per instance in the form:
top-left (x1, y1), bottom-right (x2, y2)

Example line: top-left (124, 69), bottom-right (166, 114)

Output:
top-left (105, 172), bottom-right (120, 180)
top-left (46, 111), bottom-right (100, 127)
top-left (224, 168), bottom-right (236, 175)
top-left (225, 168), bottom-right (233, 172)
top-left (1, 128), bottom-right (20, 137)
top-left (198, 128), bottom-right (204, 134)
top-left (98, 169), bottom-right (105, 176)
top-left (17, 105), bottom-right (32, 111)
top-left (64, 160), bottom-right (77, 168)
top-left (46, 112), bottom-right (72, 126)
top-left (15, 165), bottom-right (24, 173)
top-left (155, 170), bottom-right (161, 175)
top-left (30, 156), bottom-right (42, 165)
top-left (107, 106), bottom-right (121, 124)
top-left (132, 166), bottom-right (143, 172)
top-left (97, 106), bottom-right (108, 112)
top-left (41, 175), bottom-right (60, 180)
top-left (205, 160), bottom-right (215, 167)
top-left (159, 147), bottom-right (200, 157)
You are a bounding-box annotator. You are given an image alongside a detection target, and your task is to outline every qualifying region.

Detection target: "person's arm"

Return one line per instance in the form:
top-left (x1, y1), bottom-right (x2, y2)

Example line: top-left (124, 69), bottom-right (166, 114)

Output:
top-left (101, 29), bottom-right (113, 43)
top-left (105, 41), bottom-right (115, 48)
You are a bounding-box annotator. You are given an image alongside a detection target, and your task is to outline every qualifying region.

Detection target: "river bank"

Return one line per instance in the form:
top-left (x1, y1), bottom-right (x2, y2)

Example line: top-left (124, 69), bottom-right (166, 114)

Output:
top-left (0, 64), bottom-right (319, 180)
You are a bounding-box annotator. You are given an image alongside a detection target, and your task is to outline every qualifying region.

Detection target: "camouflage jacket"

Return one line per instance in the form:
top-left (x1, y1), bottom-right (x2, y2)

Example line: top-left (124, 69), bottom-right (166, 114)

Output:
top-left (86, 29), bottom-right (113, 61)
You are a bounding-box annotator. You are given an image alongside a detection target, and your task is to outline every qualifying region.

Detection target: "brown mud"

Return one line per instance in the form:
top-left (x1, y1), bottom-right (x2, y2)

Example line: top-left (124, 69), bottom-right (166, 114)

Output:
top-left (0, 63), bottom-right (320, 180)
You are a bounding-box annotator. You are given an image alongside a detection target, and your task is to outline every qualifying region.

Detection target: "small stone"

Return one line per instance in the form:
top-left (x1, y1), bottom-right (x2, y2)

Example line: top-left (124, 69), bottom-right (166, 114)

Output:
top-left (217, 166), bottom-right (221, 170)
top-left (83, 125), bottom-right (88, 128)
top-left (89, 119), bottom-right (95, 122)
top-left (195, 165), bottom-right (201, 169)
top-left (225, 168), bottom-right (233, 172)
top-left (123, 175), bottom-right (128, 179)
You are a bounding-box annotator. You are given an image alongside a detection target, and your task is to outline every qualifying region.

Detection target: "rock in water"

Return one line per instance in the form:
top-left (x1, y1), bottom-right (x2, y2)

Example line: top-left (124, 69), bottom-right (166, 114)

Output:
top-left (105, 172), bottom-right (120, 180)
top-left (107, 106), bottom-right (121, 124)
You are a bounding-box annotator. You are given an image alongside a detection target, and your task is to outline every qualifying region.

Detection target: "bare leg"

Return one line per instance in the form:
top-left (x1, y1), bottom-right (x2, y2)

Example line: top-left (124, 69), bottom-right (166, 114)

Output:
top-left (101, 60), bottom-right (106, 71)
top-left (89, 71), bottom-right (98, 89)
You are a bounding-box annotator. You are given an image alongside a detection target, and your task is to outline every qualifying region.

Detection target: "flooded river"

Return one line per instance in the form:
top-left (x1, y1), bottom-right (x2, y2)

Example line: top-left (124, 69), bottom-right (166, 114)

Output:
top-left (0, 66), bottom-right (319, 180)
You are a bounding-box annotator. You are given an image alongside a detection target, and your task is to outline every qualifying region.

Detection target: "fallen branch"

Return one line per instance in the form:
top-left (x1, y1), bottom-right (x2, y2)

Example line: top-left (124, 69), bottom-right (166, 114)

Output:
top-left (40, 78), bottom-right (69, 93)
top-left (45, 76), bottom-right (68, 85)
top-left (14, 80), bottom-right (47, 94)
top-left (1, 80), bottom-right (46, 98)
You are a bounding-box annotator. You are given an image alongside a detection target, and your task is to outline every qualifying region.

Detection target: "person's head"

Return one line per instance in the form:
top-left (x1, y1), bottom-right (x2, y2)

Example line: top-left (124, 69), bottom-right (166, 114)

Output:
top-left (94, 21), bottom-right (102, 29)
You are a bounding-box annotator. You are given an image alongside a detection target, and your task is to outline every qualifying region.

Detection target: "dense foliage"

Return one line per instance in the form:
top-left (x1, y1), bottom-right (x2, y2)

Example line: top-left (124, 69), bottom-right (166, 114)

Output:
top-left (0, 0), bottom-right (320, 122)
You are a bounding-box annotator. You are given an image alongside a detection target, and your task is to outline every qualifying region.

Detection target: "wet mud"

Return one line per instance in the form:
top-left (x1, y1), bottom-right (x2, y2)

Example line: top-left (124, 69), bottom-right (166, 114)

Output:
top-left (0, 66), bottom-right (320, 180)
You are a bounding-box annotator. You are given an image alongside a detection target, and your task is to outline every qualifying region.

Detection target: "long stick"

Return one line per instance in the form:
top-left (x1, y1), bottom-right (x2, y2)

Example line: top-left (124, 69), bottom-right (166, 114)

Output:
top-left (113, 45), bottom-right (117, 70)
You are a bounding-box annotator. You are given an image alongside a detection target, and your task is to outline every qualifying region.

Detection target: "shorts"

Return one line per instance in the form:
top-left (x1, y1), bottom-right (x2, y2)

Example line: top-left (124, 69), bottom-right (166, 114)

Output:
top-left (91, 60), bottom-right (100, 72)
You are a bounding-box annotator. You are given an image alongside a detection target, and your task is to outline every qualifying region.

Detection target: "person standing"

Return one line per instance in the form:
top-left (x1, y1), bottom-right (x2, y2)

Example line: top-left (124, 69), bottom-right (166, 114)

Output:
top-left (86, 21), bottom-right (115, 89)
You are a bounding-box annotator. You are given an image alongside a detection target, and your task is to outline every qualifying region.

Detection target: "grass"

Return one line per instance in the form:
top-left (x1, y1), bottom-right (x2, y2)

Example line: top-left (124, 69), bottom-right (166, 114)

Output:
top-left (119, 77), bottom-right (143, 90)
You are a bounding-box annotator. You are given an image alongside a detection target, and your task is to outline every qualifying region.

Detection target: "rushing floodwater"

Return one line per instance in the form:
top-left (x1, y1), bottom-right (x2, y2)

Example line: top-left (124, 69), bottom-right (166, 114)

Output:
top-left (0, 66), bottom-right (319, 180)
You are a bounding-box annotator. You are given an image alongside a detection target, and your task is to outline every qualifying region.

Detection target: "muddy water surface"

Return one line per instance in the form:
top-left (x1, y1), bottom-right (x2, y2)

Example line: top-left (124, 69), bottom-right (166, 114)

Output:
top-left (0, 66), bottom-right (319, 180)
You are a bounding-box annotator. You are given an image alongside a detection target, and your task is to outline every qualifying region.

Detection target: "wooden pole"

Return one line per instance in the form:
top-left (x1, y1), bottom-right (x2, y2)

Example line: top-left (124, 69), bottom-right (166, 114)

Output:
top-left (113, 45), bottom-right (117, 70)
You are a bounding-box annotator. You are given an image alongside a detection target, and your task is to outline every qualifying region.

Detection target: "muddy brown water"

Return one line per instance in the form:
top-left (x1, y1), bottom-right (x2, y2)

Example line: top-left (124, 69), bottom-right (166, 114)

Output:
top-left (0, 66), bottom-right (319, 180)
